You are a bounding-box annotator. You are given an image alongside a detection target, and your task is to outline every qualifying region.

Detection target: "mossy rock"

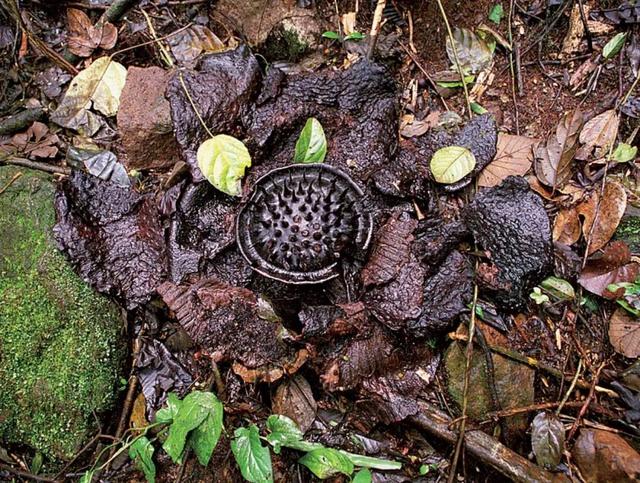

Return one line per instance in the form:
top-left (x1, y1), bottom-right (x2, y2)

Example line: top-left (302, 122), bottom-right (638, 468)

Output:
top-left (261, 17), bottom-right (320, 62)
top-left (0, 166), bottom-right (125, 460)
top-left (615, 214), bottom-right (640, 254)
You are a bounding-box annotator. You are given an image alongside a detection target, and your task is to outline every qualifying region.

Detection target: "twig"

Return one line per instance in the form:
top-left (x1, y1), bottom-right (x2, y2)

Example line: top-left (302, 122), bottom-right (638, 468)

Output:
top-left (556, 358), bottom-right (583, 415)
top-left (398, 42), bottom-right (449, 111)
top-left (447, 284), bottom-right (478, 483)
top-left (448, 332), bottom-right (619, 398)
top-left (409, 403), bottom-right (571, 483)
top-left (0, 463), bottom-right (55, 482)
top-left (178, 72), bottom-right (214, 138)
top-left (620, 72), bottom-right (640, 107)
top-left (367, 0), bottom-right (386, 61)
top-left (576, 0), bottom-right (593, 52)
top-left (508, 0), bottom-right (520, 133)
top-left (567, 362), bottom-right (605, 441)
top-left (435, 0), bottom-right (472, 119)
top-left (0, 107), bottom-right (45, 135)
top-left (0, 156), bottom-right (71, 175)
top-left (485, 401), bottom-right (586, 420)
top-left (0, 171), bottom-right (22, 195)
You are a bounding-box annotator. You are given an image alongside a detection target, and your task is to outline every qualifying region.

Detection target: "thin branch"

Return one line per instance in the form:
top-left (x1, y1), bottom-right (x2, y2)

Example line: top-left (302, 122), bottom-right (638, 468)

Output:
top-left (367, 0), bottom-right (386, 61)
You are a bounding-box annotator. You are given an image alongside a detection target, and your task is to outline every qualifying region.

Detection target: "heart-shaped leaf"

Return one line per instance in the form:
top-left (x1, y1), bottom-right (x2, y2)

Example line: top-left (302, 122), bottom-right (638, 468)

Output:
top-left (129, 436), bottom-right (156, 483)
top-left (231, 425), bottom-right (273, 483)
top-left (196, 134), bottom-right (251, 197)
top-left (430, 146), bottom-right (476, 184)
top-left (531, 412), bottom-right (565, 469)
top-left (299, 447), bottom-right (354, 479)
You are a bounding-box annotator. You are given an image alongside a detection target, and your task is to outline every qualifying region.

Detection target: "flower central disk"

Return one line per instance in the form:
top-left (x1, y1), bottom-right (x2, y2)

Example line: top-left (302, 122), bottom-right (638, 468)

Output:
top-left (236, 164), bottom-right (372, 284)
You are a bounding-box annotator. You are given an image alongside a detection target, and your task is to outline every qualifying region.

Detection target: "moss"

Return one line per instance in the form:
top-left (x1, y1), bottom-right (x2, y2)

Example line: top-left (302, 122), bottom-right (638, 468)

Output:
top-left (262, 26), bottom-right (309, 62)
top-left (615, 215), bottom-right (640, 254)
top-left (0, 166), bottom-right (125, 461)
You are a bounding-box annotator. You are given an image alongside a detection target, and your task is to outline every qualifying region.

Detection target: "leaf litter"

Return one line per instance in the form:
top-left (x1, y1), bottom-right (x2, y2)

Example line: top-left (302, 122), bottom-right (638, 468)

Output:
top-left (5, 1), bottom-right (640, 481)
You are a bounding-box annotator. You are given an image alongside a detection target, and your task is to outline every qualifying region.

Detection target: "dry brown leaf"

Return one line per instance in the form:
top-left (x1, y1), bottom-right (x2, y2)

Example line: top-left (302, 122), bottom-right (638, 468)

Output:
top-left (67, 8), bottom-right (117, 57)
top-left (578, 241), bottom-right (640, 298)
top-left (534, 109), bottom-right (584, 190)
top-left (1, 121), bottom-right (59, 159)
top-left (400, 111), bottom-right (439, 138)
top-left (553, 208), bottom-right (581, 245)
top-left (576, 109), bottom-right (620, 161)
top-left (561, 4), bottom-right (585, 56)
top-left (272, 374), bottom-right (317, 433)
top-left (478, 133), bottom-right (538, 187)
top-left (583, 180), bottom-right (627, 254)
top-left (609, 308), bottom-right (640, 358)
top-left (168, 25), bottom-right (227, 63)
top-left (341, 12), bottom-right (357, 36)
top-left (570, 57), bottom-right (599, 91)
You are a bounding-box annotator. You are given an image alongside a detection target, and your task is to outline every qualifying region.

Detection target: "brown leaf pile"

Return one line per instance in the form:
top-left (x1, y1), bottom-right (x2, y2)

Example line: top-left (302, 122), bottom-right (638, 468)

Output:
top-left (67, 8), bottom-right (117, 58)
top-left (0, 121), bottom-right (59, 159)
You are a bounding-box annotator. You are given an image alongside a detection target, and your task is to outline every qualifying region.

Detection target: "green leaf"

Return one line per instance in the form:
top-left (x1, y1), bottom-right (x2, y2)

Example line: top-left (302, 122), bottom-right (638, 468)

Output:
top-left (445, 27), bottom-right (493, 74)
top-left (266, 415), bottom-right (320, 454)
top-left (339, 451), bottom-right (402, 471)
top-left (322, 31), bottom-right (340, 40)
top-left (79, 470), bottom-right (95, 483)
top-left (231, 425), bottom-right (273, 483)
top-left (435, 74), bottom-right (475, 88)
top-left (155, 392), bottom-right (182, 424)
top-left (196, 134), bottom-right (252, 197)
top-left (530, 287), bottom-right (549, 305)
top-left (162, 391), bottom-right (211, 463)
top-left (353, 468), bottom-right (373, 483)
top-left (430, 146), bottom-right (476, 184)
top-left (603, 32), bottom-right (627, 60)
top-left (294, 117), bottom-right (327, 163)
top-left (187, 392), bottom-right (224, 466)
top-left (540, 276), bottom-right (575, 301)
top-left (344, 31), bottom-right (366, 41)
top-left (612, 143), bottom-right (638, 163)
top-left (30, 452), bottom-right (43, 474)
top-left (129, 436), bottom-right (156, 483)
top-left (488, 4), bottom-right (504, 24)
top-left (470, 102), bottom-right (488, 114)
top-left (299, 448), bottom-right (354, 479)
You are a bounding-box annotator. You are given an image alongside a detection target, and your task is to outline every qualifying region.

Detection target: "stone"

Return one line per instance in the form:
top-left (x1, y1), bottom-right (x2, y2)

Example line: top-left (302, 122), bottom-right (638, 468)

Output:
top-left (0, 166), bottom-right (125, 460)
top-left (117, 66), bottom-right (180, 170)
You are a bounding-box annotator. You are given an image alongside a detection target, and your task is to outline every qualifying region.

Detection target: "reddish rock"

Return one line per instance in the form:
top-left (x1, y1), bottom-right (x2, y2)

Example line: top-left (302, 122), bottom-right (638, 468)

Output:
top-left (117, 66), bottom-right (179, 170)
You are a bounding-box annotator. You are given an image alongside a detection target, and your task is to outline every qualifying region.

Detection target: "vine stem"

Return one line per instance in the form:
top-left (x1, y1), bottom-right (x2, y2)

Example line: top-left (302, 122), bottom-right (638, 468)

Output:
top-left (435, 0), bottom-right (472, 119)
top-left (178, 72), bottom-right (215, 139)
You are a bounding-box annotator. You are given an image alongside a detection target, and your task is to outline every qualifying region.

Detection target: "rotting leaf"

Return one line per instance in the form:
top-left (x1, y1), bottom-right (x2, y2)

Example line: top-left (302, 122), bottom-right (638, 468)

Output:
top-left (445, 27), bottom-right (493, 74)
top-left (531, 412), bottom-right (565, 469)
top-left (196, 134), bottom-right (251, 196)
top-left (299, 448), bottom-right (354, 480)
top-left (478, 133), bottom-right (537, 187)
top-left (129, 436), bottom-right (156, 483)
top-left (67, 8), bottom-right (117, 58)
top-left (67, 146), bottom-right (130, 187)
top-left (294, 117), bottom-right (327, 164)
top-left (583, 180), bottom-right (627, 254)
top-left (430, 146), bottom-right (476, 184)
top-left (231, 425), bottom-right (274, 483)
top-left (534, 109), bottom-right (583, 190)
top-left (51, 56), bottom-right (127, 133)
top-left (272, 375), bottom-right (317, 434)
top-left (579, 241), bottom-right (640, 298)
top-left (574, 429), bottom-right (640, 482)
top-left (168, 25), bottom-right (227, 63)
top-left (576, 109), bottom-right (620, 161)
top-left (0, 121), bottom-right (59, 159)
top-left (609, 308), bottom-right (640, 358)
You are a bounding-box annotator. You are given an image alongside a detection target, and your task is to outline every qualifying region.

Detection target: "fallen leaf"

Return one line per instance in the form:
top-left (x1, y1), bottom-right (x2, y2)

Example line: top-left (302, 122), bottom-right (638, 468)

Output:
top-left (168, 25), bottom-right (227, 63)
top-left (445, 27), bottom-right (493, 74)
top-left (534, 109), bottom-right (583, 190)
top-left (609, 308), bottom-right (640, 358)
top-left (553, 207), bottom-right (582, 245)
top-left (272, 375), bottom-right (317, 433)
top-left (579, 241), bottom-right (640, 298)
top-left (67, 8), bottom-right (117, 58)
top-left (570, 57), bottom-right (599, 90)
top-left (196, 134), bottom-right (251, 196)
top-left (603, 32), bottom-right (627, 59)
top-left (531, 412), bottom-right (565, 469)
top-left (561, 4), bottom-right (585, 56)
top-left (430, 145), bottom-right (476, 184)
top-left (478, 133), bottom-right (537, 187)
top-left (51, 56), bottom-right (127, 133)
top-left (576, 109), bottom-right (620, 160)
top-left (399, 111), bottom-right (439, 138)
top-left (0, 121), bottom-right (59, 159)
top-left (583, 180), bottom-right (627, 254)
top-left (574, 429), bottom-right (640, 482)
top-left (341, 12), bottom-right (357, 36)
top-left (621, 96), bottom-right (640, 118)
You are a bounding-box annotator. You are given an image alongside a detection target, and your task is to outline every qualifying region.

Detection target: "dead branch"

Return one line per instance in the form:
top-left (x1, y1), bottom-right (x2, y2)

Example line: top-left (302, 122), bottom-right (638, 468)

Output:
top-left (409, 403), bottom-right (571, 483)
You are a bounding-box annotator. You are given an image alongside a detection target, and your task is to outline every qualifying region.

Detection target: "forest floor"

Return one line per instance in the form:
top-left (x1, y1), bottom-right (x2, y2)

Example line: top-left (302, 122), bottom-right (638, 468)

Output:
top-left (0, 0), bottom-right (640, 482)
